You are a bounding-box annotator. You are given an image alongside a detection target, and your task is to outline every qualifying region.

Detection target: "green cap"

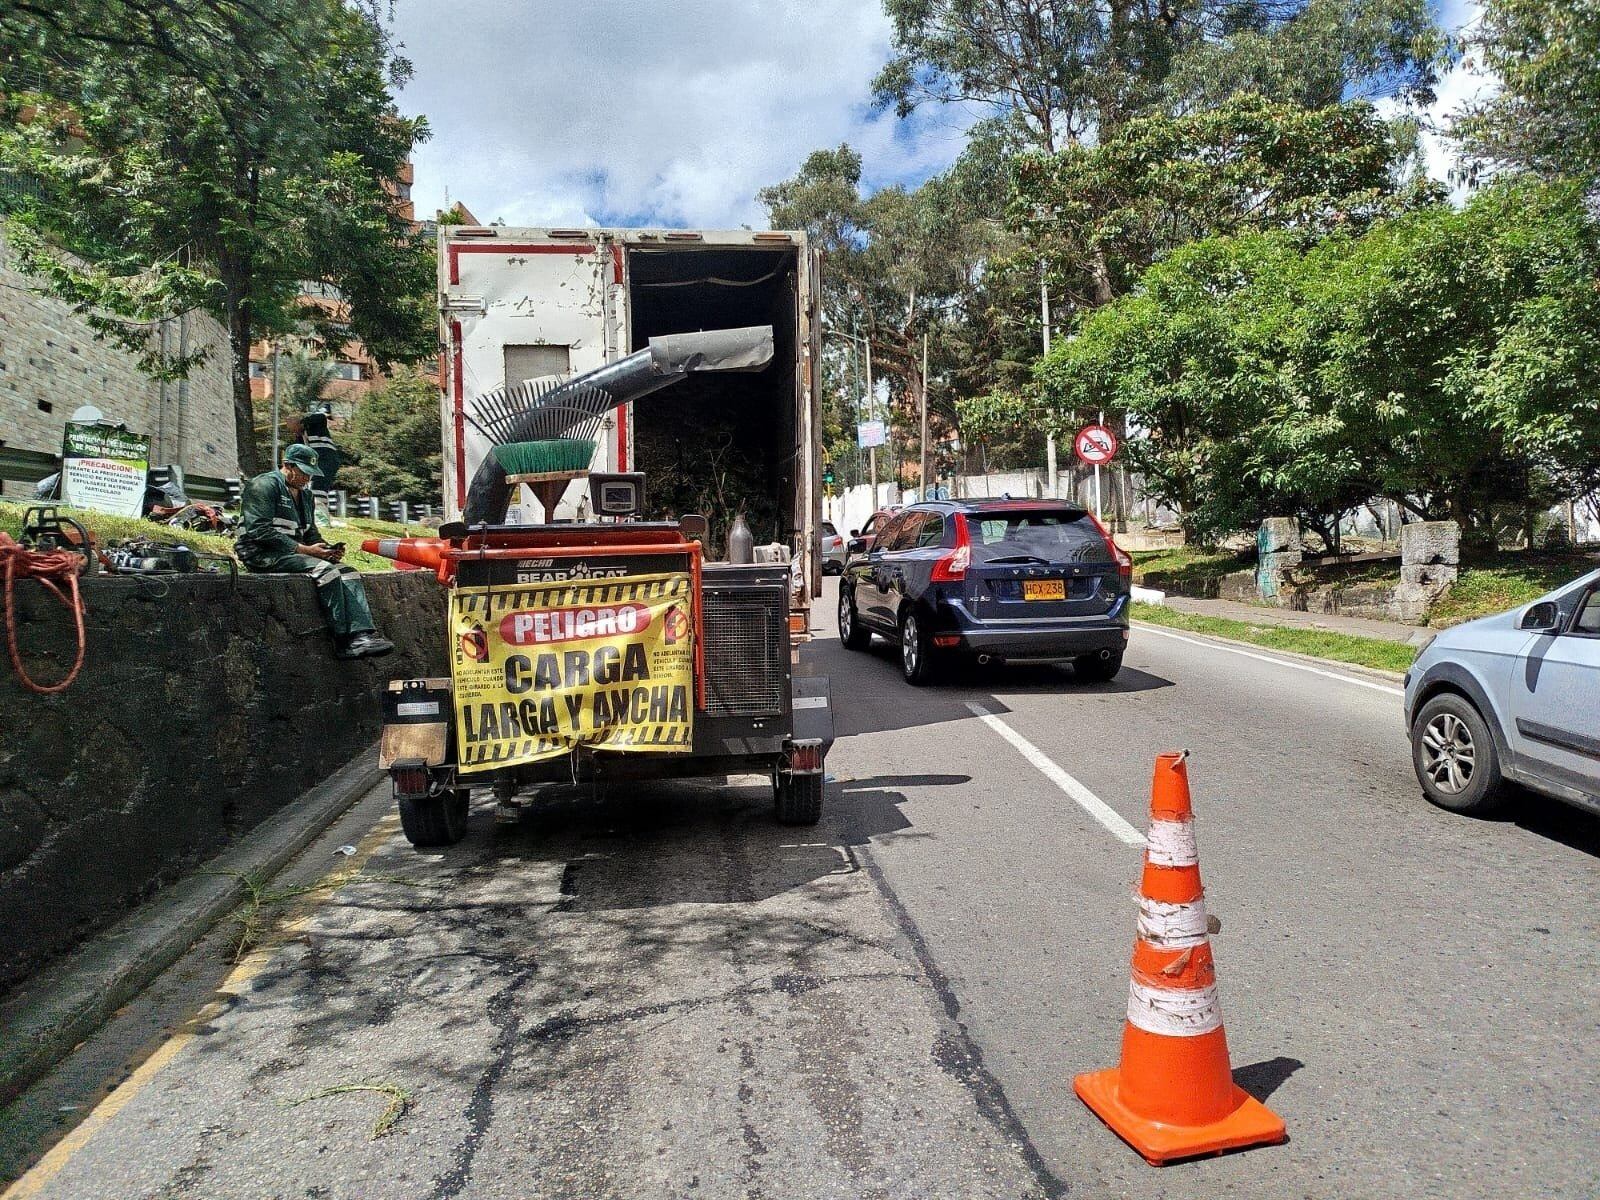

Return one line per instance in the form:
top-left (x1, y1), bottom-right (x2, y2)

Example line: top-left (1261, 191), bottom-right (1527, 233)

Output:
top-left (283, 444), bottom-right (323, 477)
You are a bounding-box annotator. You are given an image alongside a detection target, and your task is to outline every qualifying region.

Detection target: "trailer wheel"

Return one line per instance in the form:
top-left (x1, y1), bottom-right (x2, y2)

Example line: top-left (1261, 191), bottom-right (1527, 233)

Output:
top-left (399, 788), bottom-right (470, 848)
top-left (774, 772), bottom-right (823, 826)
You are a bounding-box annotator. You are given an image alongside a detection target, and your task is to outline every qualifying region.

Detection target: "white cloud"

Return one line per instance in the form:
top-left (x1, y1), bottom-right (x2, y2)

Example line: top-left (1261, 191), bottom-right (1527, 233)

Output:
top-left (389, 0), bottom-right (970, 229)
top-left (1378, 0), bottom-right (1498, 199)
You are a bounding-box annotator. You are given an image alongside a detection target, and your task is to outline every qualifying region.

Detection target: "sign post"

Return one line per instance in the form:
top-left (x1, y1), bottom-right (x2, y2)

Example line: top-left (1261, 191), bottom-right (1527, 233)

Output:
top-left (1073, 420), bottom-right (1119, 519)
top-left (60, 421), bottom-right (150, 517)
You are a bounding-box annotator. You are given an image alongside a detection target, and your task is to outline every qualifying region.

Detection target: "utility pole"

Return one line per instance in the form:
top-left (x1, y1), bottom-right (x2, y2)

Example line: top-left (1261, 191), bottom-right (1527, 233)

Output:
top-left (1042, 264), bottom-right (1057, 498)
top-left (865, 336), bottom-right (876, 504)
top-left (919, 333), bottom-right (930, 500)
top-left (269, 339), bottom-right (282, 465)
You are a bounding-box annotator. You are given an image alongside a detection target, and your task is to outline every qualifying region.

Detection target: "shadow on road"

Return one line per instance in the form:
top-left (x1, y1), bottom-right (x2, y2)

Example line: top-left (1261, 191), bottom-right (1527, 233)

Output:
top-left (1234, 1055), bottom-right (1304, 1103)
top-left (1509, 787), bottom-right (1600, 858)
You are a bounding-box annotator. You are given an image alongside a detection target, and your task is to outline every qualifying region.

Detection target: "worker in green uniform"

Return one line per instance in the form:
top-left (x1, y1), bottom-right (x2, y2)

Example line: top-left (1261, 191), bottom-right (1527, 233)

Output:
top-left (237, 445), bottom-right (395, 659)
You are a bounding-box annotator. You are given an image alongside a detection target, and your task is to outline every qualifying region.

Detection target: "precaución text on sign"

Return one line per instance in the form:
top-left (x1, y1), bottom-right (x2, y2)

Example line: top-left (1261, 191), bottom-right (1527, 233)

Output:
top-left (449, 571), bottom-right (695, 768)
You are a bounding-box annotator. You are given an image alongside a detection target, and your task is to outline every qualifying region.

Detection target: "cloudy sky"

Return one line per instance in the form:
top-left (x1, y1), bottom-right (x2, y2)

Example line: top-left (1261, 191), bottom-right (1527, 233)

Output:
top-left (390, 0), bottom-right (1492, 230)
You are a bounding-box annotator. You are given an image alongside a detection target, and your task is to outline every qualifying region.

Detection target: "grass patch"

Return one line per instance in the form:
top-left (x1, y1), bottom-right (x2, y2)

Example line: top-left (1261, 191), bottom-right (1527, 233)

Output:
top-left (1129, 545), bottom-right (1253, 594)
top-left (0, 501), bottom-right (415, 572)
top-left (1132, 602), bottom-right (1417, 674)
top-left (1430, 551), bottom-right (1598, 627)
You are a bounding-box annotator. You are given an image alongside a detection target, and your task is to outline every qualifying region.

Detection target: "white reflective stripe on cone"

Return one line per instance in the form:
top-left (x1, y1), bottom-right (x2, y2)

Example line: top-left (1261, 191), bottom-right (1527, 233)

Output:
top-left (1136, 897), bottom-right (1210, 947)
top-left (1145, 818), bottom-right (1198, 866)
top-left (1127, 979), bottom-right (1223, 1037)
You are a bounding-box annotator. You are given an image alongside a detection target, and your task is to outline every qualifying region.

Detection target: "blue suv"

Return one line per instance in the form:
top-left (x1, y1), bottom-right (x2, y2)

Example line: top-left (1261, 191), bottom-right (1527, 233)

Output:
top-left (1405, 567), bottom-right (1600, 816)
top-left (838, 499), bottom-right (1132, 685)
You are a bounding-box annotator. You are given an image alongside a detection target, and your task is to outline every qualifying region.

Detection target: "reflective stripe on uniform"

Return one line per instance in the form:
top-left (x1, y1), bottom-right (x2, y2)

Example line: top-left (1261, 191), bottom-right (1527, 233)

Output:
top-left (309, 560), bottom-right (343, 587)
top-left (271, 517), bottom-right (298, 532)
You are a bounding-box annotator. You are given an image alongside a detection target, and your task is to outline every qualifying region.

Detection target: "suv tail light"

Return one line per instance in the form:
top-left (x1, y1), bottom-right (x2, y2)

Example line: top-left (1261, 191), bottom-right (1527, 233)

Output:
top-left (931, 513), bottom-right (971, 582)
top-left (1086, 512), bottom-right (1133, 578)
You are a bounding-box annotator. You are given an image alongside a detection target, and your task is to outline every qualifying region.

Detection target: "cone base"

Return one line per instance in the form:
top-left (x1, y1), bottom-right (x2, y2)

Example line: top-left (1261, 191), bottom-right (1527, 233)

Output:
top-left (1073, 1067), bottom-right (1286, 1166)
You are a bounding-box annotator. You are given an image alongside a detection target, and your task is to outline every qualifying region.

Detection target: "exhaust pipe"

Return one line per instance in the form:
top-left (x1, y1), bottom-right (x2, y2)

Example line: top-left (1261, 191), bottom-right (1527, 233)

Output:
top-left (461, 325), bottom-right (774, 526)
top-left (976, 654), bottom-right (992, 665)
top-left (1098, 648), bottom-right (1112, 660)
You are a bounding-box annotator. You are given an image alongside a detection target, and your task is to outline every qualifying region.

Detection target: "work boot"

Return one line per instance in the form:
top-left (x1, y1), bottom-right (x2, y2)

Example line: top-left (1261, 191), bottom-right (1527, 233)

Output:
top-left (338, 632), bottom-right (395, 659)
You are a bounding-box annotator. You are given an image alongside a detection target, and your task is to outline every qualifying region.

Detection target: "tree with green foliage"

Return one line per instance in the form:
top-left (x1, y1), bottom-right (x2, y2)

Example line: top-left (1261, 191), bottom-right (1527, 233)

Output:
top-left (962, 97), bottom-right (1431, 451)
top-left (336, 369), bottom-right (442, 505)
top-left (1454, 0), bottom-right (1600, 186)
top-left (0, 0), bottom-right (434, 476)
top-left (873, 0), bottom-right (1443, 151)
top-left (760, 142), bottom-right (1012, 485)
top-left (1035, 180), bottom-right (1600, 545)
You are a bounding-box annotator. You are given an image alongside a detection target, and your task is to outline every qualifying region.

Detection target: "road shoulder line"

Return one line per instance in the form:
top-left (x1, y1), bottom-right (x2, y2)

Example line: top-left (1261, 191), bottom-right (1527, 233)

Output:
top-left (1134, 622), bottom-right (1406, 695)
top-left (964, 702), bottom-right (1147, 846)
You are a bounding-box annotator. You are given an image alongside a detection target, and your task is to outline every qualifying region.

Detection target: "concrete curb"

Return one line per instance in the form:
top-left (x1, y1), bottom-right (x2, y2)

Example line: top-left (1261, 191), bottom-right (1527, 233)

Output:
top-left (0, 748), bottom-right (384, 1107)
top-left (1129, 585), bottom-right (1166, 605)
top-left (1132, 620), bottom-right (1408, 685)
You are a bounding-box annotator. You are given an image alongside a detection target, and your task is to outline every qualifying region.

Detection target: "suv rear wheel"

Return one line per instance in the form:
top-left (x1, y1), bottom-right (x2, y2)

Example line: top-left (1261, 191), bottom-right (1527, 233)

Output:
top-left (838, 586), bottom-right (872, 650)
top-left (1411, 693), bottom-right (1505, 814)
top-left (900, 610), bottom-right (938, 686)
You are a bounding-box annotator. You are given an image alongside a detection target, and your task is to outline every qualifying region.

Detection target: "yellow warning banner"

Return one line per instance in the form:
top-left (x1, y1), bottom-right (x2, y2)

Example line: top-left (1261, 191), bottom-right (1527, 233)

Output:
top-left (449, 571), bottom-right (695, 769)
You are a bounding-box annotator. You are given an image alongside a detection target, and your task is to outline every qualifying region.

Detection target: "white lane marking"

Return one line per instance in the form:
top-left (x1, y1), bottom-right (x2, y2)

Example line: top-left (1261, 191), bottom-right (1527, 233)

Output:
top-left (965, 702), bottom-right (1146, 846)
top-left (1136, 623), bottom-right (1405, 697)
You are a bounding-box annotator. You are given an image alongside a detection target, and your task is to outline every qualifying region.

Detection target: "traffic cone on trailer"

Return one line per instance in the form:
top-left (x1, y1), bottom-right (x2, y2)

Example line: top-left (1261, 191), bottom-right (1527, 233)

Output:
top-left (360, 537), bottom-right (446, 572)
top-left (1074, 751), bottom-right (1286, 1166)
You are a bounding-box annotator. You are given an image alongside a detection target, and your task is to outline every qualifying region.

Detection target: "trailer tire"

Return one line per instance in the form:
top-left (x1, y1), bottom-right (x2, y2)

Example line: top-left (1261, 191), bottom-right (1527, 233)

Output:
top-left (399, 789), bottom-right (470, 849)
top-left (774, 772), bottom-right (823, 826)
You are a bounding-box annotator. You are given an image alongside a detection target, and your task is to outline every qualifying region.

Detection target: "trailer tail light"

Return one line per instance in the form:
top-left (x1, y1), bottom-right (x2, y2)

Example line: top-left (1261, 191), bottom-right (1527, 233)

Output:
top-left (1087, 511), bottom-right (1133, 578)
top-left (787, 739), bottom-right (823, 773)
top-left (931, 513), bottom-right (971, 582)
top-left (391, 761), bottom-right (429, 797)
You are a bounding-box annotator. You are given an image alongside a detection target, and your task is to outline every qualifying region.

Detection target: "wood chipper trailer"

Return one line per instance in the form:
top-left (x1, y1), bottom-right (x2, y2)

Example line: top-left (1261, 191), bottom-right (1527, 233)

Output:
top-left (366, 325), bottom-right (834, 849)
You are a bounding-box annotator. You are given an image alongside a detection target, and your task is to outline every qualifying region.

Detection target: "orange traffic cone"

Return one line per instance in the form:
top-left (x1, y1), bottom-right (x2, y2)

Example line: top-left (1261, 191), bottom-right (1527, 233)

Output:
top-left (1074, 751), bottom-right (1286, 1166)
top-left (360, 537), bottom-right (446, 572)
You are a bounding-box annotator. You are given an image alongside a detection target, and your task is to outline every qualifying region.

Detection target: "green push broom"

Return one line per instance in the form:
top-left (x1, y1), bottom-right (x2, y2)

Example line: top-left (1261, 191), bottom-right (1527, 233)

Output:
top-left (494, 438), bottom-right (597, 522)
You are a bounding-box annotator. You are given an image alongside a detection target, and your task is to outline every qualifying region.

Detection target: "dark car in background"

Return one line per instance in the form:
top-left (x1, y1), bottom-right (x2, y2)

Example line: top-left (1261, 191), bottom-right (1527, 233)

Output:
top-left (838, 499), bottom-right (1132, 685)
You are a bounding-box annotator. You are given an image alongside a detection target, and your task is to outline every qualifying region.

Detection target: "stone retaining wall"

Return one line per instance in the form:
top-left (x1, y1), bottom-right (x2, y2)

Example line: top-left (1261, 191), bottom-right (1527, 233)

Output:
top-left (0, 569), bottom-right (446, 995)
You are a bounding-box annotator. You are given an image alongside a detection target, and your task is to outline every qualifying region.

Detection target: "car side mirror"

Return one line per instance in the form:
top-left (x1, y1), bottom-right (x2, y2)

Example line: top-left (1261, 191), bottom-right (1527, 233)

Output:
top-left (847, 538), bottom-right (866, 554)
top-left (848, 529), bottom-right (860, 538)
top-left (1519, 600), bottom-right (1561, 634)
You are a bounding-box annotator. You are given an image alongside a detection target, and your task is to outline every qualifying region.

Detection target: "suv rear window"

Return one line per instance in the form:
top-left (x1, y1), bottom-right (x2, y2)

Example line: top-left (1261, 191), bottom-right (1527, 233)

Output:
top-left (967, 511), bottom-right (1110, 563)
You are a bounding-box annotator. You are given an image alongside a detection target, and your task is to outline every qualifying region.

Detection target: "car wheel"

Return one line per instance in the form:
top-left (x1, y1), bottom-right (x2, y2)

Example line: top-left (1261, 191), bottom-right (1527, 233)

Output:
top-left (838, 586), bottom-right (872, 650)
top-left (774, 771), bottom-right (824, 825)
top-left (1074, 650), bottom-right (1123, 682)
top-left (900, 610), bottom-right (938, 686)
top-left (399, 788), bottom-right (471, 848)
top-left (1411, 694), bottom-right (1505, 814)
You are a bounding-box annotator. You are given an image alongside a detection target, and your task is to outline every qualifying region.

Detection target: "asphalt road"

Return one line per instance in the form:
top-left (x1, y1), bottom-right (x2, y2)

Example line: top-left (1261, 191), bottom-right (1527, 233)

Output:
top-left (6, 579), bottom-right (1598, 1199)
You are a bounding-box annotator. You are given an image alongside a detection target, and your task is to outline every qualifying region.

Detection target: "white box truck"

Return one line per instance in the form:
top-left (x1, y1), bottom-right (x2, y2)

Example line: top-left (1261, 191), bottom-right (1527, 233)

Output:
top-left (437, 225), bottom-right (825, 594)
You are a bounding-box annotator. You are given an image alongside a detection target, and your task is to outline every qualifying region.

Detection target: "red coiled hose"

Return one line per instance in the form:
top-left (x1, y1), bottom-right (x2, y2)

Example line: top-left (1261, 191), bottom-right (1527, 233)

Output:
top-left (1, 532), bottom-right (87, 695)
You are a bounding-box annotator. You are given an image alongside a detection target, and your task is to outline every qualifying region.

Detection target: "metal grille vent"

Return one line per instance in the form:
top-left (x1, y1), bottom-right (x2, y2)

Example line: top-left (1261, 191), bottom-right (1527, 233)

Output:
top-left (702, 587), bottom-right (786, 717)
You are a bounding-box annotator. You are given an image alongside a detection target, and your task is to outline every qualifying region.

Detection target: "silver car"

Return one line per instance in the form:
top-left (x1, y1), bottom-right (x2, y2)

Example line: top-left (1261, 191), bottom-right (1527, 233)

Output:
top-left (820, 520), bottom-right (846, 575)
top-left (1404, 567), bottom-right (1600, 815)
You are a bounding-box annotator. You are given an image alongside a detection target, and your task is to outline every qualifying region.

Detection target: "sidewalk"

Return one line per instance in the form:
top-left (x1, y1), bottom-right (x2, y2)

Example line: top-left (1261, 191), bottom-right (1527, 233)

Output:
top-left (1155, 594), bottom-right (1434, 646)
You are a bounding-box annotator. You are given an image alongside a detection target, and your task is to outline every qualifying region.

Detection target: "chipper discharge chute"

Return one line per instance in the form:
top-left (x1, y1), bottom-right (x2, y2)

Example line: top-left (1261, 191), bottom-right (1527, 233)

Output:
top-left (365, 325), bottom-right (834, 850)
